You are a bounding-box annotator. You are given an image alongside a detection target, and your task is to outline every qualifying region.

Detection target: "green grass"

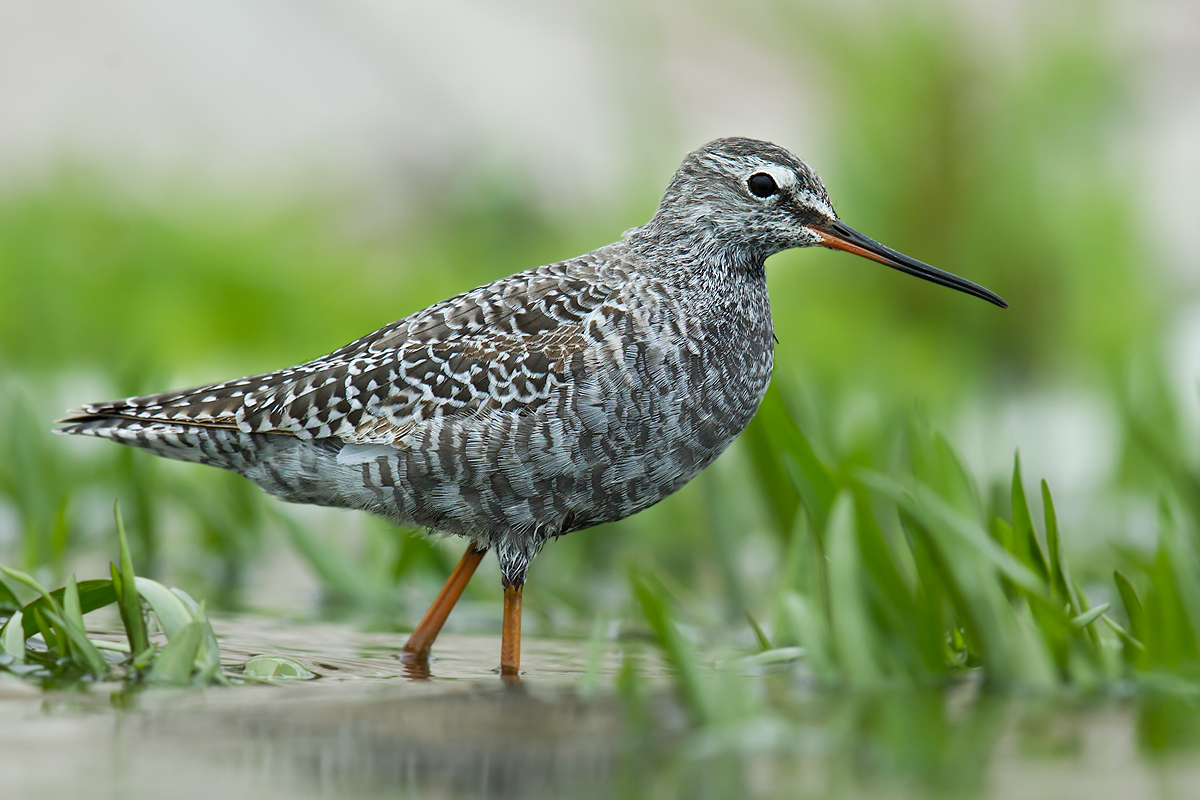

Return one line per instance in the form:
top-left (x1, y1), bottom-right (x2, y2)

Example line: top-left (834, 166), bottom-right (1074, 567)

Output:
top-left (0, 503), bottom-right (310, 686)
top-left (628, 378), bottom-right (1200, 703)
top-left (609, 376), bottom-right (1200, 797)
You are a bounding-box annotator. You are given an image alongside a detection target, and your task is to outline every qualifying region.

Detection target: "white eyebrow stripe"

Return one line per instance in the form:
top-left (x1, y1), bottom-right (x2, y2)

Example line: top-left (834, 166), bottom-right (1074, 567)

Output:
top-left (747, 162), bottom-right (797, 189)
top-left (709, 152), bottom-right (835, 215)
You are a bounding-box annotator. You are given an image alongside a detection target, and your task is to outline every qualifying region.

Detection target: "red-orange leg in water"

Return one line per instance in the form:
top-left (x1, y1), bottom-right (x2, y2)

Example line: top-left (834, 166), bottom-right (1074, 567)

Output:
top-left (500, 581), bottom-right (523, 677)
top-left (400, 542), bottom-right (487, 662)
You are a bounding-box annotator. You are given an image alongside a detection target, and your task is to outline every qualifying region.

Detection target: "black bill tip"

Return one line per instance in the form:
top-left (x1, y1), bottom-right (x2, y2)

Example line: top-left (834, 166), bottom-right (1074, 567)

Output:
top-left (814, 220), bottom-right (1008, 309)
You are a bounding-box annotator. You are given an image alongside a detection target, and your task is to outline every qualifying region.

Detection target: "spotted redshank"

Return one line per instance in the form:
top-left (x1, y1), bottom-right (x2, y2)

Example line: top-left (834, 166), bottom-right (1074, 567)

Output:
top-left (58, 138), bottom-right (1006, 676)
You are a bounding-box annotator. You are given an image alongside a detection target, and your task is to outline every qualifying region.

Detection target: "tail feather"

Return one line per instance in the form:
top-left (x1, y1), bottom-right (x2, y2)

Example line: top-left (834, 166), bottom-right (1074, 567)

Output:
top-left (57, 415), bottom-right (261, 472)
top-left (58, 415), bottom-right (373, 512)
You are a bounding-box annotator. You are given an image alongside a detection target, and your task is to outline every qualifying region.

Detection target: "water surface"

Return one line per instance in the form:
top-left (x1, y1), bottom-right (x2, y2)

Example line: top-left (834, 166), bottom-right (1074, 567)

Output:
top-left (2, 614), bottom-right (1199, 799)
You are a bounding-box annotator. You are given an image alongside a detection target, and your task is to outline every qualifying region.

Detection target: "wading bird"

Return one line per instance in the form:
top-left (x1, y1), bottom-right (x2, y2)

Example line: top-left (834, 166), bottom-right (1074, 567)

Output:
top-left (59, 138), bottom-right (1006, 676)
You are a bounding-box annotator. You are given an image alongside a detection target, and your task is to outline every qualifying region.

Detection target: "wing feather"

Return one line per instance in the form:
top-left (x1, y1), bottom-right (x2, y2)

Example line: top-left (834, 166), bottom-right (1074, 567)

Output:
top-left (61, 258), bottom-right (623, 447)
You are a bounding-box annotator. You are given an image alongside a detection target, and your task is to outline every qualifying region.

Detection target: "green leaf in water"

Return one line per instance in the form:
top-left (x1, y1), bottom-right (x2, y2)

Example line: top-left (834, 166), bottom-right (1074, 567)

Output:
top-left (18, 579), bottom-right (116, 641)
top-left (242, 656), bottom-right (316, 681)
top-left (740, 647), bottom-right (805, 667)
top-left (62, 575), bottom-right (86, 632)
top-left (131, 643), bottom-right (158, 671)
top-left (0, 566), bottom-right (58, 612)
top-left (134, 577), bottom-right (196, 639)
top-left (41, 607), bottom-right (108, 675)
top-left (2, 566), bottom-right (69, 655)
top-left (0, 611), bottom-right (24, 664)
top-left (148, 620), bottom-right (204, 685)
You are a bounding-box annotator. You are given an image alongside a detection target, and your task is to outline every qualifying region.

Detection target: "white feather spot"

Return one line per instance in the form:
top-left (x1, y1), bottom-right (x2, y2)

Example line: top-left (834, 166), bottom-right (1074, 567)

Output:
top-left (336, 443), bottom-right (402, 465)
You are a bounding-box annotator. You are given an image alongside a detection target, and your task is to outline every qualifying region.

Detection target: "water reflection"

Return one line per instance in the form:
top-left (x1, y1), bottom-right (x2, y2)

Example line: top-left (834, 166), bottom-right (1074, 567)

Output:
top-left (160, 684), bottom-right (619, 800)
top-left (3, 617), bottom-right (1200, 799)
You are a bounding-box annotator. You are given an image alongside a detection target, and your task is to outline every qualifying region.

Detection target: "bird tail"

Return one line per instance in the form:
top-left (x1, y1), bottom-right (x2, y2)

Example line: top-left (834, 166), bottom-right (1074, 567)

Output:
top-left (56, 414), bottom-right (261, 472)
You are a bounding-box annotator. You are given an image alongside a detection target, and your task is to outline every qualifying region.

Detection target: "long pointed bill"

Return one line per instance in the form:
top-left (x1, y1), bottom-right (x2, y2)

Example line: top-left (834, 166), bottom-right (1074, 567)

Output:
top-left (812, 220), bottom-right (1008, 308)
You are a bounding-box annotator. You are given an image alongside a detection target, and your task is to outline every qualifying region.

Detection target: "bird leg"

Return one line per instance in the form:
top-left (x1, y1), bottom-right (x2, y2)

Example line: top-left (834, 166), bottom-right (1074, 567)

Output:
top-left (400, 542), bottom-right (487, 662)
top-left (500, 580), bottom-right (523, 677)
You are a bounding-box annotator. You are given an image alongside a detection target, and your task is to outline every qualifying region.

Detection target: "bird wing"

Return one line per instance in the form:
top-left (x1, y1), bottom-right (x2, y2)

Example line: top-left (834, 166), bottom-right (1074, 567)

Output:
top-left (61, 260), bottom-right (624, 446)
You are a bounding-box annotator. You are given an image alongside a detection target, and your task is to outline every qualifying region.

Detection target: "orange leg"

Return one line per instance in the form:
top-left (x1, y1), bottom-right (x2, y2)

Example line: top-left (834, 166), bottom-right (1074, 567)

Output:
top-left (401, 542), bottom-right (487, 662)
top-left (500, 581), bottom-right (523, 677)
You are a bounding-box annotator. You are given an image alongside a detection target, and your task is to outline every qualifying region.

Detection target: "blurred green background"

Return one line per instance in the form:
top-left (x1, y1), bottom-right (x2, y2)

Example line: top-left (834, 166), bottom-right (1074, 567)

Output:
top-left (0, 0), bottom-right (1197, 657)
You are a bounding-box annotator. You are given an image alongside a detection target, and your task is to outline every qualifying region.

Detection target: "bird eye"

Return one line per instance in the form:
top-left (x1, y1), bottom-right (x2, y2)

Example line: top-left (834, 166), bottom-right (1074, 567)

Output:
top-left (747, 172), bottom-right (779, 198)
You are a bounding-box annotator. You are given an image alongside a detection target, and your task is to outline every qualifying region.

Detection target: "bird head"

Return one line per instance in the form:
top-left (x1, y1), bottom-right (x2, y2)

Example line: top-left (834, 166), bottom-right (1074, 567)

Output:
top-left (648, 137), bottom-right (1007, 308)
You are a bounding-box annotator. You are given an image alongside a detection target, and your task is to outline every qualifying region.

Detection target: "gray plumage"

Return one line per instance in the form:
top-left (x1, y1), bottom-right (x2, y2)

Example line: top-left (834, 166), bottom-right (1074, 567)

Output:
top-left (57, 138), bottom-right (1003, 587)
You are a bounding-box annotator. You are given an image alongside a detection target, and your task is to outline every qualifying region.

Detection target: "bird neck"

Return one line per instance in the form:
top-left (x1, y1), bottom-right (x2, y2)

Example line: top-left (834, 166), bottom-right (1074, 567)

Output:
top-left (623, 218), bottom-right (767, 283)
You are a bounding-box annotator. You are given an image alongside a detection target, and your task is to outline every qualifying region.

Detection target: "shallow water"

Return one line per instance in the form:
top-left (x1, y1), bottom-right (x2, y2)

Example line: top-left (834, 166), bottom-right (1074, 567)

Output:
top-left (3, 615), bottom-right (1200, 800)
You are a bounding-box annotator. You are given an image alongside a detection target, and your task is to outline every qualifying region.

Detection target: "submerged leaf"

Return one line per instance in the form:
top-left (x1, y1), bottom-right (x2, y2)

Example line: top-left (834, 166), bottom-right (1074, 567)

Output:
top-left (242, 656), bottom-right (316, 681)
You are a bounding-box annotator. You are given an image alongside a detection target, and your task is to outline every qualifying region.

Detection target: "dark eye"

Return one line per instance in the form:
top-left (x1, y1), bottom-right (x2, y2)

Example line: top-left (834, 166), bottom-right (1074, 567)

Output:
top-left (747, 172), bottom-right (779, 198)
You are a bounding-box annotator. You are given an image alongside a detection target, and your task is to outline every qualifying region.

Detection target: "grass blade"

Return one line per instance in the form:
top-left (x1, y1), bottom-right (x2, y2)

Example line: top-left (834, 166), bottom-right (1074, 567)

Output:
top-left (134, 577), bottom-right (196, 639)
top-left (1010, 455), bottom-right (1050, 583)
top-left (62, 575), bottom-right (86, 632)
top-left (1071, 604), bottom-right (1110, 629)
top-left (1102, 615), bottom-right (1145, 653)
top-left (0, 611), bottom-right (24, 663)
top-left (0, 578), bottom-right (18, 612)
top-left (630, 568), bottom-right (710, 724)
top-left (826, 491), bottom-right (883, 685)
top-left (1, 566), bottom-right (68, 653)
top-left (41, 607), bottom-right (108, 675)
top-left (113, 502), bottom-right (149, 656)
top-left (0, 566), bottom-right (59, 613)
top-left (1114, 570), bottom-right (1147, 643)
top-left (1043, 481), bottom-right (1080, 614)
top-left (745, 609), bottom-right (772, 652)
top-left (148, 620), bottom-right (203, 685)
top-left (18, 580), bottom-right (116, 641)
top-left (781, 591), bottom-right (835, 682)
